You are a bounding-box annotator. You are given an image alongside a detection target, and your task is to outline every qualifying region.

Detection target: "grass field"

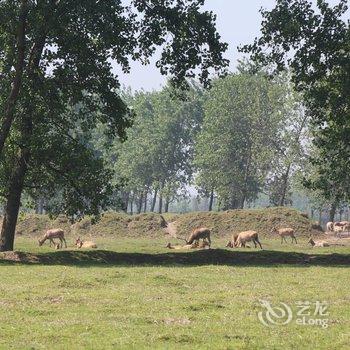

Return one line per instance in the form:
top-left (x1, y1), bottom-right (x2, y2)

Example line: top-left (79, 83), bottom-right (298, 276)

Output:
top-left (1, 237), bottom-right (349, 350)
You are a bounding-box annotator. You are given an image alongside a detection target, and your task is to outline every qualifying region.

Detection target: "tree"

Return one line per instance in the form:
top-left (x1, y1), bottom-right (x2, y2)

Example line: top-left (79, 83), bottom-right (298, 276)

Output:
top-left (194, 72), bottom-right (286, 209)
top-left (265, 76), bottom-right (309, 207)
top-left (0, 0), bottom-right (228, 251)
top-left (115, 82), bottom-right (204, 213)
top-left (241, 0), bottom-right (350, 202)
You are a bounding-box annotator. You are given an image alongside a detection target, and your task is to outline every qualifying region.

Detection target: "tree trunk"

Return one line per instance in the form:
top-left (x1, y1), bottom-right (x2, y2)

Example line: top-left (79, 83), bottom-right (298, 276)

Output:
top-left (279, 164), bottom-right (291, 207)
top-left (318, 209), bottom-right (322, 225)
top-left (158, 193), bottom-right (163, 214)
top-left (208, 189), bottom-right (214, 211)
top-left (122, 191), bottom-right (129, 213)
top-left (164, 197), bottom-right (170, 213)
top-left (158, 181), bottom-right (165, 214)
top-left (35, 197), bottom-right (44, 214)
top-left (241, 147), bottom-right (252, 209)
top-left (0, 12), bottom-right (50, 251)
top-left (130, 193), bottom-right (134, 215)
top-left (0, 0), bottom-right (28, 155)
top-left (137, 192), bottom-right (143, 214)
top-left (151, 188), bottom-right (158, 212)
top-left (329, 203), bottom-right (337, 222)
top-left (143, 192), bottom-right (147, 213)
top-left (0, 146), bottom-right (30, 251)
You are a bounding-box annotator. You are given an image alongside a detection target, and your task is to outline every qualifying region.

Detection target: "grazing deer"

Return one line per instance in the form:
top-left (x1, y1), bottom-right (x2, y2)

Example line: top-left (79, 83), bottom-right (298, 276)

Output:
top-left (228, 230), bottom-right (262, 249)
top-left (186, 227), bottom-right (211, 247)
top-left (38, 229), bottom-right (67, 248)
top-left (271, 227), bottom-right (297, 244)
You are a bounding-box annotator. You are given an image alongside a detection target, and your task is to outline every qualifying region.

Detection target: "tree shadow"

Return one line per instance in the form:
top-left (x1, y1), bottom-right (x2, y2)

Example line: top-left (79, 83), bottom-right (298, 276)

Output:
top-left (0, 249), bottom-right (349, 267)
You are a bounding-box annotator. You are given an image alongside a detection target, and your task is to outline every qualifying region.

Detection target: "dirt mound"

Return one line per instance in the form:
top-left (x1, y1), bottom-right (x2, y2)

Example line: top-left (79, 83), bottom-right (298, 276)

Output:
top-left (173, 207), bottom-right (322, 239)
top-left (13, 212), bottom-right (168, 238)
top-left (9, 207), bottom-right (321, 239)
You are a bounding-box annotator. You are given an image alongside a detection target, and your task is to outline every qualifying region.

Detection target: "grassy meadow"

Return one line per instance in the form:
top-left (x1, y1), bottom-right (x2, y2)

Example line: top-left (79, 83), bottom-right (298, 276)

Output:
top-left (0, 236), bottom-right (349, 350)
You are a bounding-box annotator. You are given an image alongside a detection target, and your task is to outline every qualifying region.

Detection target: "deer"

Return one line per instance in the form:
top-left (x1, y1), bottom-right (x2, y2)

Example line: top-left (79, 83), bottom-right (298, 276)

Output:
top-left (75, 237), bottom-right (97, 249)
top-left (227, 230), bottom-right (262, 249)
top-left (326, 222), bottom-right (334, 232)
top-left (165, 241), bottom-right (210, 250)
top-left (226, 233), bottom-right (239, 248)
top-left (177, 227), bottom-right (211, 248)
top-left (271, 227), bottom-right (297, 244)
top-left (38, 229), bottom-right (67, 248)
top-left (308, 237), bottom-right (345, 247)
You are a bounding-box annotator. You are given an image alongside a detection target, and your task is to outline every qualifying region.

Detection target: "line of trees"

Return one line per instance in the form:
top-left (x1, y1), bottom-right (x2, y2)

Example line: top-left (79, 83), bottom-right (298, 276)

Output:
top-left (91, 67), bottom-right (314, 214)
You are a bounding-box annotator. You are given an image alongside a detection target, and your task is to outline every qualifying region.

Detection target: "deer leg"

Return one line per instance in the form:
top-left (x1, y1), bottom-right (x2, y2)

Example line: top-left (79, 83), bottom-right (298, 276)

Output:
top-left (253, 239), bottom-right (257, 248)
top-left (62, 236), bottom-right (67, 248)
top-left (257, 239), bottom-right (263, 249)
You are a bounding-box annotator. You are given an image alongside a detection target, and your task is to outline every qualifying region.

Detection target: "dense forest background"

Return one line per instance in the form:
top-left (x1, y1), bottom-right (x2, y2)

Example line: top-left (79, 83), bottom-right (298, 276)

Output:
top-left (11, 63), bottom-right (348, 225)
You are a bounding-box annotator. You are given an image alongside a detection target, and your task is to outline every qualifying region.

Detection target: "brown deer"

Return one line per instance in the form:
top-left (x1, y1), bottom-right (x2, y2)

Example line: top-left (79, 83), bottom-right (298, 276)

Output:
top-left (271, 227), bottom-right (297, 244)
top-left (227, 230), bottom-right (262, 249)
top-left (184, 227), bottom-right (211, 247)
top-left (38, 229), bottom-right (67, 248)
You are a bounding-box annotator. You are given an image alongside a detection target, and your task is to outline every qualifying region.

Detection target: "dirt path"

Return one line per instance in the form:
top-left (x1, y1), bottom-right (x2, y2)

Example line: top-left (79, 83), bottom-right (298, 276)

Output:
top-left (164, 221), bottom-right (178, 238)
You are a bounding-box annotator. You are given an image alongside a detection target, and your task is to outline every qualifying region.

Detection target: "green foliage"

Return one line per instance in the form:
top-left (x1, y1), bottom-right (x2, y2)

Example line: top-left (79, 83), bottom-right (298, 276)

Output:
top-left (241, 0), bottom-right (350, 202)
top-left (194, 72), bottom-right (287, 209)
top-left (116, 83), bottom-right (204, 208)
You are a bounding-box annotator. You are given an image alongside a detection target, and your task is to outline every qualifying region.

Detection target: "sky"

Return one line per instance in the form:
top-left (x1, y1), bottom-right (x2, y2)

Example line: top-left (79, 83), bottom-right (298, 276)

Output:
top-left (113, 0), bottom-right (276, 91)
top-left (114, 0), bottom-right (344, 91)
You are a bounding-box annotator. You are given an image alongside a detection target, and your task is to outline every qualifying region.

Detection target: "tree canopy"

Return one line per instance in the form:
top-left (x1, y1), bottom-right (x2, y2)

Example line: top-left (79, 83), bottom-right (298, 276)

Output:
top-left (241, 0), bottom-right (350, 203)
top-left (0, 0), bottom-right (228, 251)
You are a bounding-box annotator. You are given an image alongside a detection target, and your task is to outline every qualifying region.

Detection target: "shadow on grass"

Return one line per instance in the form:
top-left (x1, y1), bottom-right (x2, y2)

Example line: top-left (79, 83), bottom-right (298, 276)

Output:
top-left (0, 249), bottom-right (349, 267)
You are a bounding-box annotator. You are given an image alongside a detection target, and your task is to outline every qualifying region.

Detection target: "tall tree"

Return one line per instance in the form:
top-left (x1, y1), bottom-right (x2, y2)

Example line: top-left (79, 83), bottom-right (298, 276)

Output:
top-left (265, 77), bottom-right (309, 207)
top-left (0, 0), bottom-right (228, 251)
top-left (194, 72), bottom-right (287, 209)
top-left (241, 0), bottom-right (350, 202)
top-left (115, 83), bottom-right (204, 213)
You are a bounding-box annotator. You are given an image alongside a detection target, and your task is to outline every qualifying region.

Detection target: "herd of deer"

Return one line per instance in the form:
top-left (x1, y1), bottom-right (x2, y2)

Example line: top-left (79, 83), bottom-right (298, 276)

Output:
top-left (38, 220), bottom-right (349, 250)
top-left (326, 221), bottom-right (350, 234)
top-left (166, 226), bottom-right (299, 250)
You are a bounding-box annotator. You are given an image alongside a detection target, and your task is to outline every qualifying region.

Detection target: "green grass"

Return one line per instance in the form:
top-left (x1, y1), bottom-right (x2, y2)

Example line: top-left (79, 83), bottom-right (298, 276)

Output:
top-left (0, 237), bottom-right (349, 350)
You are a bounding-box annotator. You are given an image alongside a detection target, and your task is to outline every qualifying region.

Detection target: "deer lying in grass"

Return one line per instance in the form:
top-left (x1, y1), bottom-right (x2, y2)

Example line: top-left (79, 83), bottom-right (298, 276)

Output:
top-left (75, 237), bottom-right (97, 249)
top-left (227, 230), bottom-right (262, 249)
top-left (183, 227), bottom-right (211, 247)
top-left (226, 233), bottom-right (238, 248)
top-left (38, 229), bottom-right (67, 248)
top-left (166, 241), bottom-right (210, 250)
top-left (308, 238), bottom-right (344, 247)
top-left (272, 227), bottom-right (297, 244)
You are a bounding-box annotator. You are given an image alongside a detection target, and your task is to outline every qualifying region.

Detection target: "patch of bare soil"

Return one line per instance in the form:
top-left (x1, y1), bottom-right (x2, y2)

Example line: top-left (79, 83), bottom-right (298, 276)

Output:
top-left (164, 221), bottom-right (178, 237)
